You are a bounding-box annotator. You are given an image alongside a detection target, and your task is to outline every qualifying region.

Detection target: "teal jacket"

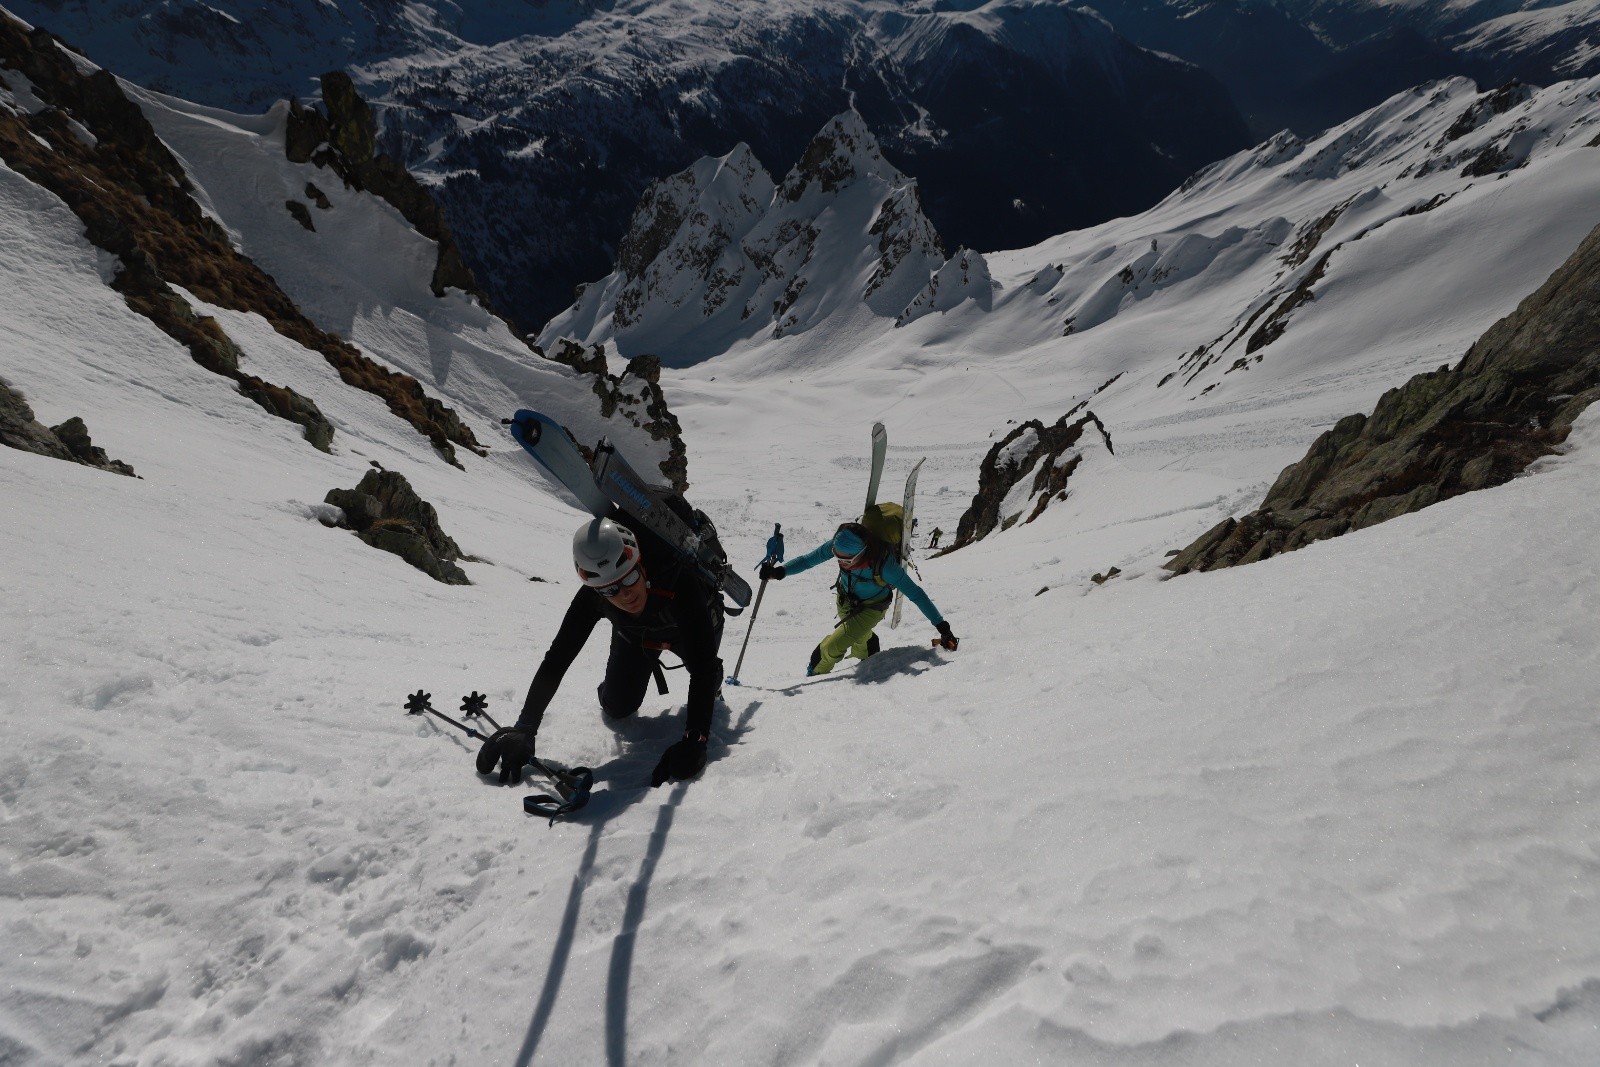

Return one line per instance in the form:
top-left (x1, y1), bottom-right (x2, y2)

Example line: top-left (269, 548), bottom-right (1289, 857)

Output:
top-left (786, 541), bottom-right (944, 626)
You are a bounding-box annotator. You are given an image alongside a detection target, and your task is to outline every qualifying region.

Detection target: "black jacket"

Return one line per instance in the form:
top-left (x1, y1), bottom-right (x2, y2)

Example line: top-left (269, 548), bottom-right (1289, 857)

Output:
top-left (517, 534), bottom-right (724, 737)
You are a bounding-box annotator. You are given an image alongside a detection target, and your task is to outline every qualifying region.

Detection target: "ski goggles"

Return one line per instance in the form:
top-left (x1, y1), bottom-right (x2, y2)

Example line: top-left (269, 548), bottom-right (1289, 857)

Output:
top-left (592, 565), bottom-right (643, 599)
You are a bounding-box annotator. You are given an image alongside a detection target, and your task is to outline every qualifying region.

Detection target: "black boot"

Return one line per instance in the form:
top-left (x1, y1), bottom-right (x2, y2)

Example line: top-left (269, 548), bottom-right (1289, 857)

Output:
top-left (865, 633), bottom-right (881, 658)
top-left (807, 644), bottom-right (823, 676)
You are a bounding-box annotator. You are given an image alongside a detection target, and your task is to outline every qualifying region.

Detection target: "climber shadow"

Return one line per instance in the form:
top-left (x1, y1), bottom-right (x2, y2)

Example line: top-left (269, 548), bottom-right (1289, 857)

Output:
top-left (764, 644), bottom-right (943, 695)
top-left (511, 699), bottom-right (760, 1067)
top-left (551, 693), bottom-right (761, 823)
top-left (511, 783), bottom-right (690, 1067)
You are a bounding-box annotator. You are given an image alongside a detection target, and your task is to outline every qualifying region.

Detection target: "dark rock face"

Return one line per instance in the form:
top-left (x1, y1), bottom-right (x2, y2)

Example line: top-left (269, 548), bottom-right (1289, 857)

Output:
top-left (285, 199), bottom-right (315, 230)
top-left (290, 73), bottom-right (484, 302)
top-left (951, 410), bottom-right (1113, 549)
top-left (0, 379), bottom-right (137, 477)
top-left (1166, 221), bottom-right (1600, 575)
top-left (325, 469), bottom-right (470, 584)
top-left (0, 15), bottom-right (481, 465)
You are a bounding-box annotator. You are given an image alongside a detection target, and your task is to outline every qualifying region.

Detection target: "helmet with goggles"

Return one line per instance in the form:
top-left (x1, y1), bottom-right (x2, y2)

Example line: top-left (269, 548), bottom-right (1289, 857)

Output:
top-left (573, 518), bottom-right (642, 593)
top-left (832, 524), bottom-right (871, 568)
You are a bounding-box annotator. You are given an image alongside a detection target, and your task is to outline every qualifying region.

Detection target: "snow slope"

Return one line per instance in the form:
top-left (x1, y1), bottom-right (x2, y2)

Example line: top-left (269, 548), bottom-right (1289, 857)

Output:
top-left (3, 69), bottom-right (1600, 1067)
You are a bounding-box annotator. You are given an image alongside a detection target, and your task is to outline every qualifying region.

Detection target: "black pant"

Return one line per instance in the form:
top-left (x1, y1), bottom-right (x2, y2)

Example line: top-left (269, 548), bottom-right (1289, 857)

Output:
top-left (596, 630), bottom-right (661, 720)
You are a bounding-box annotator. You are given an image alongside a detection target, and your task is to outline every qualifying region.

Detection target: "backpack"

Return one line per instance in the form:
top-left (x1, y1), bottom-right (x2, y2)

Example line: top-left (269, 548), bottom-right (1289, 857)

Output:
top-left (662, 493), bottom-right (736, 617)
top-left (859, 502), bottom-right (905, 557)
top-left (834, 502), bottom-right (905, 605)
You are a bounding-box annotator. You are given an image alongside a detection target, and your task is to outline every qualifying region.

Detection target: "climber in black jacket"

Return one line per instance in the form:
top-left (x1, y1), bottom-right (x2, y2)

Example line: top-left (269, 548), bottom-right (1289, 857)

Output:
top-left (476, 515), bottom-right (724, 789)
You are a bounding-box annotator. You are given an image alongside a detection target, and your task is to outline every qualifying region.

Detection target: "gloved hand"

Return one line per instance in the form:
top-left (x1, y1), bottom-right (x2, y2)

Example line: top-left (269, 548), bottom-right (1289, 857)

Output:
top-left (650, 732), bottom-right (708, 787)
top-left (476, 727), bottom-right (535, 785)
top-left (936, 620), bottom-right (959, 651)
top-left (759, 561), bottom-right (786, 582)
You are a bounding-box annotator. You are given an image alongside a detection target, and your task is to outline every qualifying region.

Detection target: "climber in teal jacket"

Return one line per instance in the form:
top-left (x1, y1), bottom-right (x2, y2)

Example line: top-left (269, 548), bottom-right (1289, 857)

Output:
top-left (760, 523), bottom-right (958, 675)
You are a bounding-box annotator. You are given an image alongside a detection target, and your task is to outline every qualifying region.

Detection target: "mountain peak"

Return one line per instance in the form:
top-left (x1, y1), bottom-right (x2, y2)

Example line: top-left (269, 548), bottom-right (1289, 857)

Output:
top-left (777, 110), bottom-right (900, 203)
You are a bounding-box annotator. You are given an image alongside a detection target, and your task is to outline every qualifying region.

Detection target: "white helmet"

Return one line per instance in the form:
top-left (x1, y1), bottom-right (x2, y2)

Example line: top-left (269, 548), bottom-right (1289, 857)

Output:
top-left (572, 518), bottom-right (641, 587)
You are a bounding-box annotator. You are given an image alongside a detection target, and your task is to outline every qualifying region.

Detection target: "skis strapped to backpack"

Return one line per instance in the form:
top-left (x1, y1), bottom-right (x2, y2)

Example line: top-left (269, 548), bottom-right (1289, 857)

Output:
top-left (506, 409), bottom-right (751, 613)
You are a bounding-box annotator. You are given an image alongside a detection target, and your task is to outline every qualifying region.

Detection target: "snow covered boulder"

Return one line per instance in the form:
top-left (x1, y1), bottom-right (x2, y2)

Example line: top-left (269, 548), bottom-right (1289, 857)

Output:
top-left (951, 409), bottom-right (1114, 548)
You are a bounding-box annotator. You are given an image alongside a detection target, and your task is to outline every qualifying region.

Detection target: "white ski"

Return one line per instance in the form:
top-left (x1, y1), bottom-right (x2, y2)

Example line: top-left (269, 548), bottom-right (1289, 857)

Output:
top-left (865, 422), bottom-right (887, 509)
top-left (891, 457), bottom-right (925, 629)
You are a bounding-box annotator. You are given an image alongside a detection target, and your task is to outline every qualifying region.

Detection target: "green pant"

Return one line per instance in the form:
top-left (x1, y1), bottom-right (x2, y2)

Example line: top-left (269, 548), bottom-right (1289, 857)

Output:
top-left (813, 594), bottom-right (889, 675)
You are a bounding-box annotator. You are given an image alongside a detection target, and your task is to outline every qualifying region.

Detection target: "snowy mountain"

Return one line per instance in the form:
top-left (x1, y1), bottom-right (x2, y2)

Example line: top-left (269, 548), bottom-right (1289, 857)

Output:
top-left (7, 4), bottom-right (1600, 1063)
top-left (541, 112), bottom-right (953, 366)
top-left (547, 71), bottom-right (1600, 391)
top-left (9, 0), bottom-right (1598, 329)
top-left (6, 0), bottom-right (1254, 331)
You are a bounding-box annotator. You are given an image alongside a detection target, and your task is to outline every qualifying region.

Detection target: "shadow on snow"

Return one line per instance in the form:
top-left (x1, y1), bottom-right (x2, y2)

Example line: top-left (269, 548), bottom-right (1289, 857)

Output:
top-left (511, 695), bottom-right (761, 1067)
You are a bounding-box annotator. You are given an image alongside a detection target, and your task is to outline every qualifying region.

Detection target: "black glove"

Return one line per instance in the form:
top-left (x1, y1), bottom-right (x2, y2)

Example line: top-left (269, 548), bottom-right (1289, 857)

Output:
top-left (936, 620), bottom-right (959, 651)
top-left (759, 561), bottom-right (786, 582)
top-left (476, 727), bottom-right (535, 785)
top-left (650, 733), bottom-right (708, 787)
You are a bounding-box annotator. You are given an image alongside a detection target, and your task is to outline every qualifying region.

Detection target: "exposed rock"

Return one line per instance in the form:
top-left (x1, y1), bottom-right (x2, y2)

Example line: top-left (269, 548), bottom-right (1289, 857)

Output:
top-left (896, 247), bottom-right (993, 326)
top-left (548, 338), bottom-right (607, 378)
top-left (1167, 220), bottom-right (1600, 574)
top-left (294, 72), bottom-right (484, 301)
top-left (951, 410), bottom-right (1113, 549)
top-left (304, 182), bottom-right (331, 209)
top-left (48, 416), bottom-right (137, 475)
top-left (539, 340), bottom-right (688, 489)
top-left (0, 16), bottom-right (481, 465)
top-left (285, 97), bottom-right (327, 165)
top-left (325, 469), bottom-right (470, 584)
top-left (1246, 251), bottom-right (1332, 354)
top-left (285, 199), bottom-right (314, 231)
top-left (1440, 82), bottom-right (1532, 144)
top-left (0, 378), bottom-right (136, 476)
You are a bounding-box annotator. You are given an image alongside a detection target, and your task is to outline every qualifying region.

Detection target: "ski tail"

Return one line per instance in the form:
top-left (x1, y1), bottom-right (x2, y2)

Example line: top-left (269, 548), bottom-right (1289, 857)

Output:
top-left (507, 410), bottom-right (613, 517)
top-left (865, 422), bottom-right (887, 509)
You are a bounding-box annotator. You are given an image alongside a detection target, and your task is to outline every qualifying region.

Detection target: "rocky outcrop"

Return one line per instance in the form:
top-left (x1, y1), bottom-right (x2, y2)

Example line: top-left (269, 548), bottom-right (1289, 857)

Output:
top-left (1, 378), bottom-right (136, 476)
top-left (544, 340), bottom-right (689, 491)
top-left (0, 18), bottom-right (480, 465)
top-left (1166, 220), bottom-right (1600, 574)
top-left (611, 355), bottom-right (688, 492)
top-left (951, 409), bottom-right (1113, 549)
top-left (325, 469), bottom-right (470, 585)
top-left (896, 247), bottom-right (993, 326)
top-left (286, 73), bottom-right (482, 301)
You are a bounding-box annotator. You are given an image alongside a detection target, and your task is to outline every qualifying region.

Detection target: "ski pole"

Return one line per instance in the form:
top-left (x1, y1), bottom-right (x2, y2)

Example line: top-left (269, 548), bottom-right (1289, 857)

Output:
top-left (406, 690), bottom-right (493, 741)
top-left (406, 691), bottom-right (590, 801)
top-left (726, 579), bottom-right (769, 686)
top-left (728, 524), bottom-right (783, 685)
